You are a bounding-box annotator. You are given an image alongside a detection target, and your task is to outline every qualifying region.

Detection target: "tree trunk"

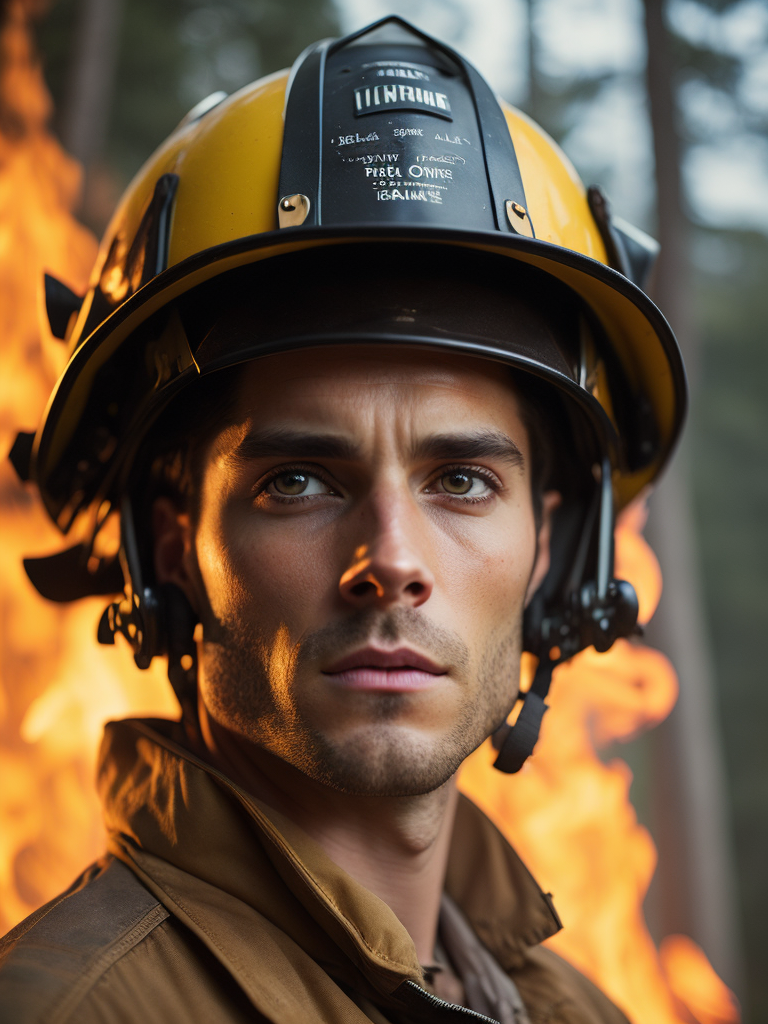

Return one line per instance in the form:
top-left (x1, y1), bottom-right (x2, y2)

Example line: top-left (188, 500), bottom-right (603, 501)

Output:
top-left (60, 0), bottom-right (123, 226)
top-left (642, 0), bottom-right (743, 995)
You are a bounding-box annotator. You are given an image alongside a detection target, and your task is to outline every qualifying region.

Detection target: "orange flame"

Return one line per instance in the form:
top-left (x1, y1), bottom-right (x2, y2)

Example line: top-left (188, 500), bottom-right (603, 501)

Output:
top-left (458, 505), bottom-right (739, 1023)
top-left (660, 936), bottom-right (741, 1024)
top-left (0, 0), bottom-right (176, 933)
top-left (0, 7), bottom-right (740, 1024)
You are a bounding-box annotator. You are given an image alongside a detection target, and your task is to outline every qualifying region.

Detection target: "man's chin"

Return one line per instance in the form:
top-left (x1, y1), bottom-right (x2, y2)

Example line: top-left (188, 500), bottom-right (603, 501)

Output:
top-left (294, 723), bottom-right (482, 797)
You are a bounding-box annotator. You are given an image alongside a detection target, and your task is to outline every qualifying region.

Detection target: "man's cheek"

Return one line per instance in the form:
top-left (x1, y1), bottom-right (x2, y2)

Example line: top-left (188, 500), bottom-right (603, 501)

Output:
top-left (444, 548), bottom-right (532, 625)
top-left (197, 546), bottom-right (250, 622)
top-left (219, 545), bottom-right (334, 631)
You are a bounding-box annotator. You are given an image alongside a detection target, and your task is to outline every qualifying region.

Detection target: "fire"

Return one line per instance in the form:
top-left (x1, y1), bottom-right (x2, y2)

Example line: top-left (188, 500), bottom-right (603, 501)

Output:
top-left (0, 0), bottom-right (176, 934)
top-left (458, 506), bottom-right (739, 1023)
top-left (0, 6), bottom-right (740, 1024)
top-left (660, 936), bottom-right (741, 1024)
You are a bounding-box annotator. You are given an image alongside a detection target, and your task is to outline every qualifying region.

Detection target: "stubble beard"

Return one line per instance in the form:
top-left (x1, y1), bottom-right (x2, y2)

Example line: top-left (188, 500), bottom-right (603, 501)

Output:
top-left (199, 607), bottom-right (521, 798)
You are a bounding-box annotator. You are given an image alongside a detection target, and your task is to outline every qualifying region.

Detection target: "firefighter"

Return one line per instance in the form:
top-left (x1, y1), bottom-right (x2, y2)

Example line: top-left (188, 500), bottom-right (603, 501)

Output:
top-left (0, 17), bottom-right (685, 1024)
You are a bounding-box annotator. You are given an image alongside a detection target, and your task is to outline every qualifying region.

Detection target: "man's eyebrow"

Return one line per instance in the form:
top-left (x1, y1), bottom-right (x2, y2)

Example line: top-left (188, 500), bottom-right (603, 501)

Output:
top-left (227, 428), bottom-right (361, 464)
top-left (226, 427), bottom-right (524, 469)
top-left (413, 430), bottom-right (525, 468)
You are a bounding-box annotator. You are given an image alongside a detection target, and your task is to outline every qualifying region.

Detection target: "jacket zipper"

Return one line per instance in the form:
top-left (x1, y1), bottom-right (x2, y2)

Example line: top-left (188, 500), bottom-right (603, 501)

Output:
top-left (398, 979), bottom-right (502, 1023)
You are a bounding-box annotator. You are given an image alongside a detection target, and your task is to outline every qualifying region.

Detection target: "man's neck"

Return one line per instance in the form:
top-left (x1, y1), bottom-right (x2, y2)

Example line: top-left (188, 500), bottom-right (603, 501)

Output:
top-left (197, 706), bottom-right (459, 964)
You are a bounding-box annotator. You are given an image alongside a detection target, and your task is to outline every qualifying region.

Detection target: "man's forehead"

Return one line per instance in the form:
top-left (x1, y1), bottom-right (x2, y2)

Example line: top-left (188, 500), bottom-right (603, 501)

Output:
top-left (232, 345), bottom-right (519, 406)
top-left (210, 346), bottom-right (530, 468)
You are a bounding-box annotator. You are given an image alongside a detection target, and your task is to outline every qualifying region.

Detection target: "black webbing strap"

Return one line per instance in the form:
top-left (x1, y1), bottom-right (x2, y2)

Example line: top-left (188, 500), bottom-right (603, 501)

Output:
top-left (492, 658), bottom-right (555, 774)
top-left (278, 40), bottom-right (329, 227)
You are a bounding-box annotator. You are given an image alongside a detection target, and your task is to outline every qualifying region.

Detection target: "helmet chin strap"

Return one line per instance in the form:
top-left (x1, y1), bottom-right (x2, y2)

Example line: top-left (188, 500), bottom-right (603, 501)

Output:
top-left (97, 497), bottom-right (199, 718)
top-left (492, 657), bottom-right (555, 774)
top-left (492, 458), bottom-right (639, 774)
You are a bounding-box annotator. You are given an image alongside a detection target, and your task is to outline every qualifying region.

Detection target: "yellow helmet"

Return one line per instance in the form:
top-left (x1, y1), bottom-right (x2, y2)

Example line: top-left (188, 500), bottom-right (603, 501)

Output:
top-left (13, 17), bottom-right (685, 769)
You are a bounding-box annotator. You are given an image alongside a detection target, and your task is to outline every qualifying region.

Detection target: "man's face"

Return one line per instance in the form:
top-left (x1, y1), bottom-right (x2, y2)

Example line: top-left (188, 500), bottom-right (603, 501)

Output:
top-left (163, 346), bottom-right (554, 797)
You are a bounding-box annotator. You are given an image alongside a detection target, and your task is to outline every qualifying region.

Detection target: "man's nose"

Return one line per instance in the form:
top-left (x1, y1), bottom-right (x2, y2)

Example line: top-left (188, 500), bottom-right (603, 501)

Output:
top-left (338, 492), bottom-right (435, 609)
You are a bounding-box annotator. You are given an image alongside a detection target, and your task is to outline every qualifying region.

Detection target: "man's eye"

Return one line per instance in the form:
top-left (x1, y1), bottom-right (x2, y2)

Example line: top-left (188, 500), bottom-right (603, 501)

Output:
top-left (436, 471), bottom-right (492, 497)
top-left (269, 472), bottom-right (329, 496)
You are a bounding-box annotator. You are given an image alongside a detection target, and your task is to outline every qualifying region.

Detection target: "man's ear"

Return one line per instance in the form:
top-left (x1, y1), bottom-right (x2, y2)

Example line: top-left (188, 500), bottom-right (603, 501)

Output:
top-left (524, 490), bottom-right (561, 607)
top-left (152, 497), bottom-right (198, 607)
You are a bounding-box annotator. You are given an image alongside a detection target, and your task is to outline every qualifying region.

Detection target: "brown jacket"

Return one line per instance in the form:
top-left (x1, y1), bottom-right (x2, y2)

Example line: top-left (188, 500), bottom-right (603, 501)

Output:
top-left (0, 719), bottom-right (629, 1024)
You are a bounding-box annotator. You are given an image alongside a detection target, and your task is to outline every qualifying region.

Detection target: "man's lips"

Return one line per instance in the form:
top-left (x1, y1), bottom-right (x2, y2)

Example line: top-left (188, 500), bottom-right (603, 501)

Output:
top-left (324, 646), bottom-right (446, 674)
top-left (322, 646), bottom-right (448, 692)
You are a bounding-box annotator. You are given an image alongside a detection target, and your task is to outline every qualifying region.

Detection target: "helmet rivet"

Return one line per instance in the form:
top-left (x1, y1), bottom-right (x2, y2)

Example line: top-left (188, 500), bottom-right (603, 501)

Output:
top-left (278, 194), bottom-right (310, 228)
top-left (505, 200), bottom-right (534, 238)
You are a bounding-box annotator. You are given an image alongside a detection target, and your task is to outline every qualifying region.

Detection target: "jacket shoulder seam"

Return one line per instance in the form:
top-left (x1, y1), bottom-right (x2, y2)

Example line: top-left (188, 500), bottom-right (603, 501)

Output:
top-left (0, 862), bottom-right (105, 957)
top-left (46, 902), bottom-right (169, 1024)
top-left (0, 860), bottom-right (170, 1024)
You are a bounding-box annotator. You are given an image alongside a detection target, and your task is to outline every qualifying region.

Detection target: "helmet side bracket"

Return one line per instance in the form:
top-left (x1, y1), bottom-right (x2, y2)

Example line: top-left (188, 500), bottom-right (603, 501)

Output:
top-left (496, 459), bottom-right (639, 773)
top-left (97, 495), bottom-right (198, 714)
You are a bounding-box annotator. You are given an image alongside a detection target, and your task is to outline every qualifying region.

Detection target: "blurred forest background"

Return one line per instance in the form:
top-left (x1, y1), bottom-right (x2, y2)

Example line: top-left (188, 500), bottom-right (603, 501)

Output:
top-left (5, 0), bottom-right (767, 1018)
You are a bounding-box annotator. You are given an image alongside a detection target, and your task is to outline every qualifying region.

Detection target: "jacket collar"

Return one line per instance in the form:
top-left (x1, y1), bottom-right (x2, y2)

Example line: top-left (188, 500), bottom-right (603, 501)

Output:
top-left (98, 718), bottom-right (560, 1000)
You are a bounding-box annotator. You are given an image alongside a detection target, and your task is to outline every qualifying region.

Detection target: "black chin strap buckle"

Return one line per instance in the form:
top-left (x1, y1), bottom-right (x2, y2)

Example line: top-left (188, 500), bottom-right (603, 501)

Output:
top-left (97, 585), bottom-right (160, 669)
top-left (492, 658), bottom-right (555, 774)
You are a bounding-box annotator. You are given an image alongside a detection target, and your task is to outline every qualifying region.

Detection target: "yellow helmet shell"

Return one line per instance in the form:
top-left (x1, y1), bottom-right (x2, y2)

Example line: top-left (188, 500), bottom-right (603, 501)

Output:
top-left (31, 19), bottom-right (684, 538)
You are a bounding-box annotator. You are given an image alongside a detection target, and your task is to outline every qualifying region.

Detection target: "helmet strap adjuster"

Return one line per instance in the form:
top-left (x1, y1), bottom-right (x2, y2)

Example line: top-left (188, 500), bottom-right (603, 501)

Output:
top-left (493, 459), bottom-right (640, 774)
top-left (97, 498), bottom-right (198, 717)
